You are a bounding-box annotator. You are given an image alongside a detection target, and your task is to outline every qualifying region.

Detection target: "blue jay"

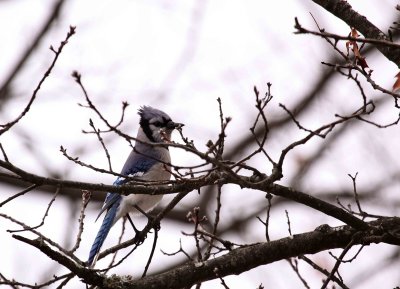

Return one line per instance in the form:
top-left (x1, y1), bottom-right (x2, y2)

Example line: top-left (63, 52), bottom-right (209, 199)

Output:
top-left (87, 106), bottom-right (182, 268)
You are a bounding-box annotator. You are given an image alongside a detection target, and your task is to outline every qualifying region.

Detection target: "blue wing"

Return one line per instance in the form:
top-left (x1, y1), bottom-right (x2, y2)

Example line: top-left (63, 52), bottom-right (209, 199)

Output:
top-left (87, 150), bottom-right (158, 267)
top-left (95, 153), bottom-right (158, 221)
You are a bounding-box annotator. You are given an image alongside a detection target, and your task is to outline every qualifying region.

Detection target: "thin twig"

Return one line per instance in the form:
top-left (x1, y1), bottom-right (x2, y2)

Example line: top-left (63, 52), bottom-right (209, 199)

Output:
top-left (300, 256), bottom-right (350, 289)
top-left (294, 17), bottom-right (400, 48)
top-left (0, 26), bottom-right (76, 135)
top-left (142, 228), bottom-right (158, 277)
top-left (105, 217), bottom-right (127, 271)
top-left (321, 238), bottom-right (356, 289)
top-left (9, 186), bottom-right (61, 233)
top-left (161, 239), bottom-right (193, 261)
top-left (204, 185), bottom-right (223, 259)
top-left (97, 190), bottom-right (192, 262)
top-left (0, 143), bottom-right (9, 162)
top-left (69, 190), bottom-right (91, 253)
top-left (89, 119), bottom-right (113, 172)
top-left (0, 184), bottom-right (38, 207)
top-left (0, 213), bottom-right (83, 264)
top-left (287, 258), bottom-right (311, 289)
top-left (285, 210), bottom-right (292, 236)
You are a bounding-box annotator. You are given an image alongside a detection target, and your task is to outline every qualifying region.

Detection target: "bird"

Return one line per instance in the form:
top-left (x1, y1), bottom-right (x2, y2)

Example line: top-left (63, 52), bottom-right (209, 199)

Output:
top-left (87, 106), bottom-right (183, 268)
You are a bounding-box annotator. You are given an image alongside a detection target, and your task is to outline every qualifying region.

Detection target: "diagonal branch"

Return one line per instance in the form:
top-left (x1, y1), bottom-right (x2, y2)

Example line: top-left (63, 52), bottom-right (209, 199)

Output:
top-left (13, 218), bottom-right (400, 289)
top-left (0, 25), bottom-right (76, 135)
top-left (311, 0), bottom-right (400, 66)
top-left (0, 0), bottom-right (66, 102)
top-left (0, 157), bottom-right (370, 230)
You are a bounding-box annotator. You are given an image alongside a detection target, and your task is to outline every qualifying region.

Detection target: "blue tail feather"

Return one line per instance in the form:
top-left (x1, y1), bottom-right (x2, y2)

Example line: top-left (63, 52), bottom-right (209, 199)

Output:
top-left (87, 202), bottom-right (119, 267)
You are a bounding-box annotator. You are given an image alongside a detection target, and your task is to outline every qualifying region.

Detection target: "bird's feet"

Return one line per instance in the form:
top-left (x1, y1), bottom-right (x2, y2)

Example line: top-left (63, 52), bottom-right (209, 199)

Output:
top-left (133, 205), bottom-right (161, 232)
top-left (146, 215), bottom-right (161, 232)
top-left (135, 230), bottom-right (147, 245)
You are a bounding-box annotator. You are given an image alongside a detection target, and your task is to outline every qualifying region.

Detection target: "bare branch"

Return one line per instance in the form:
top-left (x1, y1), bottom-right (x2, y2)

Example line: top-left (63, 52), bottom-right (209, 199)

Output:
top-left (0, 184), bottom-right (38, 207)
top-left (68, 190), bottom-right (91, 253)
top-left (9, 186), bottom-right (60, 233)
top-left (0, 26), bottom-right (76, 135)
top-left (321, 237), bottom-right (356, 289)
top-left (295, 17), bottom-right (400, 49)
top-left (299, 256), bottom-right (350, 289)
top-left (0, 0), bottom-right (67, 101)
top-left (311, 0), bottom-right (400, 66)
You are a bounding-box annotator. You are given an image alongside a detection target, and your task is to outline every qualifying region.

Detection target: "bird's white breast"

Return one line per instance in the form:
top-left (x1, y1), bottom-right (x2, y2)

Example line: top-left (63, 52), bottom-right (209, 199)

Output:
top-left (116, 148), bottom-right (171, 220)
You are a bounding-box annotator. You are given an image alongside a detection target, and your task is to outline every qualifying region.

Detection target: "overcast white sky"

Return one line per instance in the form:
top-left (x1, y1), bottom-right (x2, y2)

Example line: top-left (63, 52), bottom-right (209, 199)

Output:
top-left (1, 1), bottom-right (399, 288)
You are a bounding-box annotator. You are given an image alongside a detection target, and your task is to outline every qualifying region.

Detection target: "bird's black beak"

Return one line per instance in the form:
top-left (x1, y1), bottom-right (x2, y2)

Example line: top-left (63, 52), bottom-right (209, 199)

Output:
top-left (167, 121), bottom-right (184, 130)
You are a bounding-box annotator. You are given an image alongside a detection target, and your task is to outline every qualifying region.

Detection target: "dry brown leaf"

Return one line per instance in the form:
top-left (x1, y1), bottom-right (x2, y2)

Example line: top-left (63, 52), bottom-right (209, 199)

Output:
top-left (346, 27), bottom-right (369, 69)
top-left (392, 72), bottom-right (400, 93)
top-left (356, 56), bottom-right (369, 70)
top-left (350, 27), bottom-right (360, 38)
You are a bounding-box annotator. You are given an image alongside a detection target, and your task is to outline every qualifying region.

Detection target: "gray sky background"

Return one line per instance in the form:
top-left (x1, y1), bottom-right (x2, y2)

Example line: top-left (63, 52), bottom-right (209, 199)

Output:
top-left (1, 1), bottom-right (399, 288)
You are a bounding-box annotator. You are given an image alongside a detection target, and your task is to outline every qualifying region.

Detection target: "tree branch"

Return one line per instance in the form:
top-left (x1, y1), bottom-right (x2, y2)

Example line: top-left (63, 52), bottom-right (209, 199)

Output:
top-left (13, 217), bottom-right (400, 289)
top-left (311, 0), bottom-right (400, 66)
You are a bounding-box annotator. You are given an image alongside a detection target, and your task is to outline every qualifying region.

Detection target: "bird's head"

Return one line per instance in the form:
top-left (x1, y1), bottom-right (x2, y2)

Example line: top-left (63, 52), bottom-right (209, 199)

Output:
top-left (138, 106), bottom-right (183, 143)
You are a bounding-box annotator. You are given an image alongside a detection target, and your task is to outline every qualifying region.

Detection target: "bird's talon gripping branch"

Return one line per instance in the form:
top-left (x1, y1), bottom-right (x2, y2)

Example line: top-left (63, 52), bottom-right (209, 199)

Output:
top-left (135, 231), bottom-right (147, 245)
top-left (149, 217), bottom-right (161, 232)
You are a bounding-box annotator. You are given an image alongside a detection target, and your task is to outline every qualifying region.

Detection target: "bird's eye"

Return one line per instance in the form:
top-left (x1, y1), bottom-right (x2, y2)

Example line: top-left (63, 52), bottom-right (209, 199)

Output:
top-left (153, 121), bottom-right (162, 127)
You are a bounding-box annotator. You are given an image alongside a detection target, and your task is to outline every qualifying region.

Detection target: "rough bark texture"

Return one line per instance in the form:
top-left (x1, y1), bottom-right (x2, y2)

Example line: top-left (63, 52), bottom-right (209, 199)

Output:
top-left (15, 218), bottom-right (400, 289)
